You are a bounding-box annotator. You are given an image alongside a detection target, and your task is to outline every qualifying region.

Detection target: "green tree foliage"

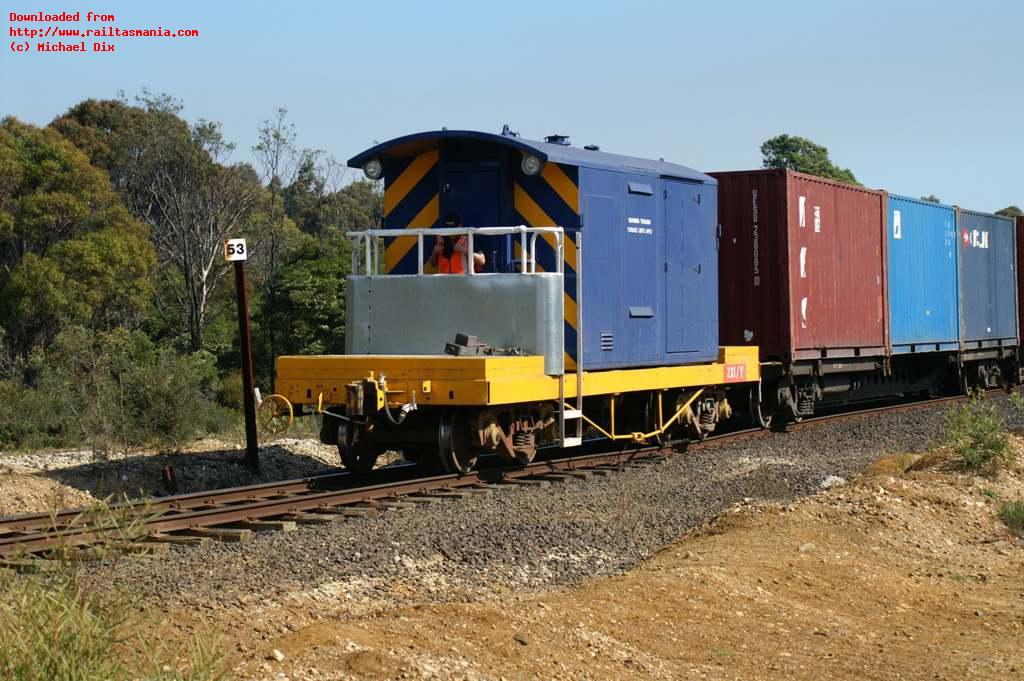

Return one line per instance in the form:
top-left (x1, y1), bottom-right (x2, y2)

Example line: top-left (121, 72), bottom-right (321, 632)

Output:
top-left (326, 179), bottom-right (384, 234)
top-left (0, 118), bottom-right (155, 355)
top-left (251, 109), bottom-right (304, 366)
top-left (761, 134), bottom-right (859, 185)
top-left (0, 326), bottom-right (231, 452)
top-left (252, 235), bottom-right (349, 375)
top-left (0, 94), bottom-right (387, 450)
top-left (283, 155), bottom-right (382, 237)
top-left (995, 205), bottom-right (1022, 218)
top-left (144, 121), bottom-right (261, 352)
top-left (50, 94), bottom-right (192, 223)
top-left (54, 98), bottom-right (261, 352)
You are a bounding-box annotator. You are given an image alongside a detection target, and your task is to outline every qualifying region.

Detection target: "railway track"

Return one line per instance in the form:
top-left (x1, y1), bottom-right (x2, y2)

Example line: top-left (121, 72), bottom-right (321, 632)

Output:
top-left (0, 393), bottom-right (974, 562)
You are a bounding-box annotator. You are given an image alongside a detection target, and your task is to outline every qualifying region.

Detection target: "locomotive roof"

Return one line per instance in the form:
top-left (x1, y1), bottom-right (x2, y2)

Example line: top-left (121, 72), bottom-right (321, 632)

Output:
top-left (348, 129), bottom-right (714, 184)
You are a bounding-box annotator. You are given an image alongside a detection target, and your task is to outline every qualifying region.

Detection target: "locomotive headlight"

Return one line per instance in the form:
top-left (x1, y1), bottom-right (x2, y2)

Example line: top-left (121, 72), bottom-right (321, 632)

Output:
top-left (521, 154), bottom-right (543, 176)
top-left (363, 157), bottom-right (383, 181)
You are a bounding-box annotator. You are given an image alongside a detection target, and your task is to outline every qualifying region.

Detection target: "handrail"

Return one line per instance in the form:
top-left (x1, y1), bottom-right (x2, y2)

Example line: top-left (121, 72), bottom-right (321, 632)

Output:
top-left (347, 225), bottom-right (564, 276)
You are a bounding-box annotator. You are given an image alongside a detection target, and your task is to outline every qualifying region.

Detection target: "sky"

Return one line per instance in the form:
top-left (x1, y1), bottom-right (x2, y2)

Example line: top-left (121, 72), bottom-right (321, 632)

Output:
top-left (2, 0), bottom-right (1022, 211)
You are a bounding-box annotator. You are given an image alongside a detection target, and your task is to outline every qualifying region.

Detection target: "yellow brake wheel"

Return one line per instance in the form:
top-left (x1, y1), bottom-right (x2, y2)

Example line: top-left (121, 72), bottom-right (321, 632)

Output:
top-left (257, 394), bottom-right (294, 435)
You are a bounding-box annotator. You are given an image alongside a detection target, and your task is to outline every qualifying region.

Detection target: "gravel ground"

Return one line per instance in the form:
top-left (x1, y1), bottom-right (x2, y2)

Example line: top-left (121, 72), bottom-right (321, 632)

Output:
top-left (89, 396), bottom-right (1022, 618)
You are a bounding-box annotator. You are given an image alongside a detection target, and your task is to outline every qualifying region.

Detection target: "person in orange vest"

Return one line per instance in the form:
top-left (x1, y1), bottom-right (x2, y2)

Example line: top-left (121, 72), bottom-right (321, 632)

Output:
top-left (429, 213), bottom-right (485, 273)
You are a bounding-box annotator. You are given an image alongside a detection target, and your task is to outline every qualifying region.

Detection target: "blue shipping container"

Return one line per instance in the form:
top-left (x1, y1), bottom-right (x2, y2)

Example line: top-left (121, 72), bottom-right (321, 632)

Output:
top-left (957, 208), bottom-right (1018, 345)
top-left (886, 196), bottom-right (959, 353)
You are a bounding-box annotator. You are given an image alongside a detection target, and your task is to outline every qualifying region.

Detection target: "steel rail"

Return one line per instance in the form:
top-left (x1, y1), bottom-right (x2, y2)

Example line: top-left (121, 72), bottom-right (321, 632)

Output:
top-left (0, 448), bottom-right (664, 557)
top-left (0, 463), bottom-right (429, 534)
top-left (0, 392), bottom-right (982, 558)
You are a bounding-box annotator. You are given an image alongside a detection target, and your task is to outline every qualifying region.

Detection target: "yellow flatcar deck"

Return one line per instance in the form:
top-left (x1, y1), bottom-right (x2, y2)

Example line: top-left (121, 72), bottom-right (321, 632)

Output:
top-left (276, 347), bottom-right (759, 408)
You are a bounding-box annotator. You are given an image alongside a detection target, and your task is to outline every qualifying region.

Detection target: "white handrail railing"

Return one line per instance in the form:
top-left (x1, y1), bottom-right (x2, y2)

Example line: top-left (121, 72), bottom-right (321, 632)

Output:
top-left (347, 225), bottom-right (564, 276)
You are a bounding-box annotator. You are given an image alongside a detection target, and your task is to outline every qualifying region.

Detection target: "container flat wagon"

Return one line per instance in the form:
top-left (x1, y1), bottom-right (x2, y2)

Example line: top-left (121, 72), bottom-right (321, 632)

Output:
top-left (713, 168), bottom-right (906, 421)
top-left (956, 208), bottom-right (1018, 388)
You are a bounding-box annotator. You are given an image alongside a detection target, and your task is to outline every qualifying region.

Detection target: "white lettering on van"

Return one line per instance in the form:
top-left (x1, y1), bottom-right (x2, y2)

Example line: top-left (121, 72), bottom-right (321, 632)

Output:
top-left (799, 196), bottom-right (806, 228)
top-left (752, 189), bottom-right (760, 287)
top-left (893, 210), bottom-right (902, 240)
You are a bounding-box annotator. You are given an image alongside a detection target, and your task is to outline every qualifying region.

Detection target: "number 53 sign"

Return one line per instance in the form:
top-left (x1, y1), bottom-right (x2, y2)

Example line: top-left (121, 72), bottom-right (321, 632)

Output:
top-left (224, 238), bottom-right (248, 262)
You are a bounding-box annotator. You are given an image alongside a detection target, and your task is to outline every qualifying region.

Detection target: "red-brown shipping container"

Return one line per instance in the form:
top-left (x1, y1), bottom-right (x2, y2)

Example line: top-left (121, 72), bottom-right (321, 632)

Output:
top-left (711, 169), bottom-right (888, 362)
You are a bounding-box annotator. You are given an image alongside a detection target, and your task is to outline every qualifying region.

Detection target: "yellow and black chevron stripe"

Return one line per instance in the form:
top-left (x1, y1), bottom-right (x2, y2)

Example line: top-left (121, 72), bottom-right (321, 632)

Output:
top-left (514, 161), bottom-right (581, 367)
top-left (382, 149), bottom-right (440, 273)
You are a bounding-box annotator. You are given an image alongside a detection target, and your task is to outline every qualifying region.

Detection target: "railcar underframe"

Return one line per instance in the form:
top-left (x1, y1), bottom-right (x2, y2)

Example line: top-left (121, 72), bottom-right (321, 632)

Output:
top-left (759, 346), bottom-right (1018, 424)
top-left (276, 347), bottom-right (762, 474)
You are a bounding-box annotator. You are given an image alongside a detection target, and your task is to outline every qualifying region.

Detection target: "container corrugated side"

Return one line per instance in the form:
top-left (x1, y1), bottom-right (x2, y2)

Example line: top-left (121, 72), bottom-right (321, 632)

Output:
top-left (713, 169), bottom-right (790, 358)
top-left (886, 195), bottom-right (959, 352)
top-left (785, 172), bottom-right (887, 358)
top-left (1018, 216), bottom-right (1024, 343)
top-left (714, 169), bottom-right (887, 361)
top-left (957, 208), bottom-right (1018, 345)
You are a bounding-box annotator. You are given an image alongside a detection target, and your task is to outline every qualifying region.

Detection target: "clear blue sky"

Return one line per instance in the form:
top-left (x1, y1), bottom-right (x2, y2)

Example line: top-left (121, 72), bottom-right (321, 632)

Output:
top-left (2, 0), bottom-right (1021, 211)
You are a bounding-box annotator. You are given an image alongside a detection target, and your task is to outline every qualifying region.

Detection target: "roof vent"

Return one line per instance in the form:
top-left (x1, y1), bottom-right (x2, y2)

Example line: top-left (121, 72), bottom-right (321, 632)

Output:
top-left (544, 134), bottom-right (571, 146)
top-left (500, 123), bottom-right (519, 138)
top-left (584, 144), bottom-right (600, 151)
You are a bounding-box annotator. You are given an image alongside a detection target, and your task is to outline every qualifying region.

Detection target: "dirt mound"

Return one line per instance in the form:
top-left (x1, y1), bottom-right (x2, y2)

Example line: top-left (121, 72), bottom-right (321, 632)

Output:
top-left (233, 446), bottom-right (1024, 680)
top-left (0, 468), bottom-right (96, 516)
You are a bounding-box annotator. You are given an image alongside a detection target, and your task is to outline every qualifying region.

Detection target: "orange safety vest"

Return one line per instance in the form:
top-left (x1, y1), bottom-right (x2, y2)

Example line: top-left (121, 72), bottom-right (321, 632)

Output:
top-left (437, 252), bottom-right (466, 274)
top-left (437, 236), bottom-right (469, 273)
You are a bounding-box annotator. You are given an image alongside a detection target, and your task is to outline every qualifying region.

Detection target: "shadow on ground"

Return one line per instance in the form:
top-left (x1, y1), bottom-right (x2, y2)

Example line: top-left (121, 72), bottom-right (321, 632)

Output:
top-left (39, 441), bottom-right (342, 502)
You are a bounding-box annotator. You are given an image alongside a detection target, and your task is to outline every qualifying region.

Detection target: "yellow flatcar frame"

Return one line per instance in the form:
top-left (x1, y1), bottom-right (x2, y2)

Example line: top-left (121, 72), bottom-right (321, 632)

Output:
top-left (276, 346), bottom-right (760, 409)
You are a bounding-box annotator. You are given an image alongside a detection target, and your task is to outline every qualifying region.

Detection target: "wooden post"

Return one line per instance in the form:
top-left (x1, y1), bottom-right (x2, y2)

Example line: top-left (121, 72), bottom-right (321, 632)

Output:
top-left (225, 238), bottom-right (259, 471)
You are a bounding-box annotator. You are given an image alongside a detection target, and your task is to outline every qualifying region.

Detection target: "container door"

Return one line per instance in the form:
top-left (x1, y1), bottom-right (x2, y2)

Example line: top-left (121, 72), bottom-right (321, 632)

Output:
top-left (957, 210), bottom-right (1017, 343)
top-left (886, 197), bottom-right (959, 348)
top-left (665, 180), bottom-right (714, 354)
top-left (787, 175), bottom-right (885, 355)
top-left (992, 222), bottom-right (1018, 340)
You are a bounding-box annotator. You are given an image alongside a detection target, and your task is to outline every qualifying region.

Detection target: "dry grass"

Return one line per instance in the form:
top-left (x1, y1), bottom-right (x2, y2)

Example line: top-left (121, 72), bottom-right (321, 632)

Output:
top-left (0, 497), bottom-right (234, 681)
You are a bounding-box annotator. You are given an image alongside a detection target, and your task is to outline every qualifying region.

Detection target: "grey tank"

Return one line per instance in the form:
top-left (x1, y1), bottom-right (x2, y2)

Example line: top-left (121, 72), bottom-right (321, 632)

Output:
top-left (346, 273), bottom-right (565, 375)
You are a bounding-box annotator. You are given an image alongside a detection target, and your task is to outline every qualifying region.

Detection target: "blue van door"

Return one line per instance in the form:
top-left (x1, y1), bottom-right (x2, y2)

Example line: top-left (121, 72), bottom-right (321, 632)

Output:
top-left (443, 165), bottom-right (503, 269)
top-left (664, 180), bottom-right (716, 356)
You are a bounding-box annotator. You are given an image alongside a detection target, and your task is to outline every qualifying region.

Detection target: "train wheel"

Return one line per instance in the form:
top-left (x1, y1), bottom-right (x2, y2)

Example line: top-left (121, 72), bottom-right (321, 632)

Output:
top-left (438, 411), bottom-right (477, 475)
top-left (749, 384), bottom-right (773, 430)
top-left (337, 420), bottom-right (380, 474)
top-left (959, 366), bottom-right (976, 396)
top-left (785, 386), bottom-right (806, 424)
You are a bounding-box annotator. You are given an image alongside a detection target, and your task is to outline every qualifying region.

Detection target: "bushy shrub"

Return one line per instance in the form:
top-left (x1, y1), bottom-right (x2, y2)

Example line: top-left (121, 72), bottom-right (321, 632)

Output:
top-left (1010, 389), bottom-right (1024, 416)
top-left (0, 379), bottom-right (64, 449)
top-left (999, 500), bottom-right (1024, 537)
top-left (217, 371), bottom-right (245, 410)
top-left (0, 326), bottom-right (236, 452)
top-left (942, 399), bottom-right (1014, 474)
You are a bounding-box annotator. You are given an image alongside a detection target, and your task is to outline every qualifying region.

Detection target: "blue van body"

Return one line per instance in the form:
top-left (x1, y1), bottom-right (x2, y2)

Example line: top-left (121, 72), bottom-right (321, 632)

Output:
top-left (350, 130), bottom-right (721, 369)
